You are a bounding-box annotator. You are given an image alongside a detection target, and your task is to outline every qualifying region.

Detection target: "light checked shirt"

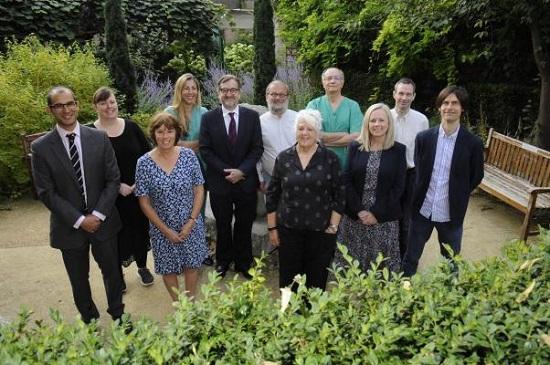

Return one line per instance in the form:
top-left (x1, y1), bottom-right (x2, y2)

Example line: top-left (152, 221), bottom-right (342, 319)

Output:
top-left (420, 124), bottom-right (460, 222)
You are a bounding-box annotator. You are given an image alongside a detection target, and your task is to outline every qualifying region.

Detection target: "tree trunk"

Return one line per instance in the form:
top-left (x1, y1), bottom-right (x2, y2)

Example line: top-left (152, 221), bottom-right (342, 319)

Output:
top-left (529, 8), bottom-right (550, 149)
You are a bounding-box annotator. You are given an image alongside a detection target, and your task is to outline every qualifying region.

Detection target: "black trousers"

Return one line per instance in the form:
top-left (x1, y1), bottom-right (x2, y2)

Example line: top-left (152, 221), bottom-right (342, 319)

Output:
top-left (210, 190), bottom-right (257, 271)
top-left (61, 236), bottom-right (124, 323)
top-left (399, 168), bottom-right (416, 259)
top-left (278, 226), bottom-right (336, 290)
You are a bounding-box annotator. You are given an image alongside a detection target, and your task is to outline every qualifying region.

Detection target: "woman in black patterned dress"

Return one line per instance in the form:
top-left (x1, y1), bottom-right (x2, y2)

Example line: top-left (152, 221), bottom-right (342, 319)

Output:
top-left (335, 103), bottom-right (407, 273)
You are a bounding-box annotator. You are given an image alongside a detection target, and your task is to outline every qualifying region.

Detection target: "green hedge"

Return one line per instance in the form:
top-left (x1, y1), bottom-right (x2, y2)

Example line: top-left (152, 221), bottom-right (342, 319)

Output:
top-left (1, 234), bottom-right (549, 363)
top-left (0, 36), bottom-right (110, 196)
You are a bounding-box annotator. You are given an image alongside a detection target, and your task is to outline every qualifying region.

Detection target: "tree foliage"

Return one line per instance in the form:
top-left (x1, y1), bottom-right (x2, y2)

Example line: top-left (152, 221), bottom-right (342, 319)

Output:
top-left (104, 0), bottom-right (137, 113)
top-left (276, 0), bottom-right (550, 144)
top-left (0, 0), bottom-right (223, 79)
top-left (253, 0), bottom-right (276, 105)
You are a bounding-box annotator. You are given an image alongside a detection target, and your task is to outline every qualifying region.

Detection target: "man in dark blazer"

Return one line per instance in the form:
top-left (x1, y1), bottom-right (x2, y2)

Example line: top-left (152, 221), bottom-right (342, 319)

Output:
top-left (31, 86), bottom-right (125, 323)
top-left (402, 86), bottom-right (484, 276)
top-left (199, 74), bottom-right (263, 279)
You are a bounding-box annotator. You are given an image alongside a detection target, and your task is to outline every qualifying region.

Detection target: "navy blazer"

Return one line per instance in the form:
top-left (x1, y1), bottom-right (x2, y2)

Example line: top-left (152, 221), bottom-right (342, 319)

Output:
top-left (344, 141), bottom-right (407, 223)
top-left (31, 125), bottom-right (122, 249)
top-left (411, 125), bottom-right (484, 224)
top-left (199, 106), bottom-right (263, 194)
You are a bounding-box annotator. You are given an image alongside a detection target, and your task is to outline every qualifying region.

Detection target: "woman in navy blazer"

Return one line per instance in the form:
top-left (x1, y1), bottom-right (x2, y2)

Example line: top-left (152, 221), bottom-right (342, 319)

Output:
top-left (336, 103), bottom-right (407, 273)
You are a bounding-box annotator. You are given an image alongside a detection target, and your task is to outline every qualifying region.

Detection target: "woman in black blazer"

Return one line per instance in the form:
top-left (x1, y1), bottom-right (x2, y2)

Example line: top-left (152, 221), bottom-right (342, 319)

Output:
top-left (335, 103), bottom-right (407, 273)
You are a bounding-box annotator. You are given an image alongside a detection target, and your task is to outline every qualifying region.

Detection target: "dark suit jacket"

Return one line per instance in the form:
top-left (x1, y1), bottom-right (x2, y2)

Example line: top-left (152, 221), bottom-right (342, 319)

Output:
top-left (31, 124), bottom-right (121, 249)
top-left (344, 141), bottom-right (407, 223)
top-left (411, 125), bottom-right (484, 224)
top-left (199, 106), bottom-right (263, 194)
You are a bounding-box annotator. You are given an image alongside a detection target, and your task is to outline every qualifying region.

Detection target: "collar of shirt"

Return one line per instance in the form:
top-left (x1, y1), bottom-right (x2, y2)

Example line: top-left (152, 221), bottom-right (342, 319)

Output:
top-left (438, 124), bottom-right (460, 140)
top-left (222, 104), bottom-right (239, 118)
top-left (56, 122), bottom-right (81, 153)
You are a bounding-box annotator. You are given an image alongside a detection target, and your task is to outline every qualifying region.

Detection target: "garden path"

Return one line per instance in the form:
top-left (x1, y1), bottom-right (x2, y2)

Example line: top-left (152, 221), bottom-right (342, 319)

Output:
top-left (0, 191), bottom-right (527, 327)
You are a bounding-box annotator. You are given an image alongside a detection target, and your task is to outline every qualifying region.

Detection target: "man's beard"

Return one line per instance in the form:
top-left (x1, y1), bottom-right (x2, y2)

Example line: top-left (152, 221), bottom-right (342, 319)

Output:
top-left (268, 100), bottom-right (289, 114)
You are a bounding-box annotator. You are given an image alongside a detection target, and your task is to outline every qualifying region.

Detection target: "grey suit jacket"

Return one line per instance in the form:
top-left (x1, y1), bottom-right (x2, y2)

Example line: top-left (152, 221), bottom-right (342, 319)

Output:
top-left (31, 124), bottom-right (121, 249)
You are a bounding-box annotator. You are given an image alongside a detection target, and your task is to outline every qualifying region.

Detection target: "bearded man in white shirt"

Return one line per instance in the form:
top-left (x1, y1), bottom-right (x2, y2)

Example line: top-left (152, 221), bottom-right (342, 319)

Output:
top-left (391, 78), bottom-right (429, 259)
top-left (258, 80), bottom-right (297, 192)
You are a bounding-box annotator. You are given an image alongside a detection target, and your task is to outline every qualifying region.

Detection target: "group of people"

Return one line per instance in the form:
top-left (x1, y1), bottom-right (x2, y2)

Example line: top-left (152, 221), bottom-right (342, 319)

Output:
top-left (31, 66), bottom-right (484, 324)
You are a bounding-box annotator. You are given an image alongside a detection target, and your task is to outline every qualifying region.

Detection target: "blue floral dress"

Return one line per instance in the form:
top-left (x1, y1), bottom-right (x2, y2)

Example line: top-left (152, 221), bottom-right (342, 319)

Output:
top-left (135, 147), bottom-right (208, 275)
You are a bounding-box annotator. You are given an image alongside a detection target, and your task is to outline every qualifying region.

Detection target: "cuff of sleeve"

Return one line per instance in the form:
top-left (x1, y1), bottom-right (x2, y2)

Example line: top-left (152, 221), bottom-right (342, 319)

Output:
top-left (92, 210), bottom-right (106, 221)
top-left (73, 215), bottom-right (85, 229)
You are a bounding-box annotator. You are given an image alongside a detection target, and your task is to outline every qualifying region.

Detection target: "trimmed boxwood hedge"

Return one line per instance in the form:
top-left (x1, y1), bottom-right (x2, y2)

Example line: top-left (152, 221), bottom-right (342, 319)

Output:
top-left (1, 232), bottom-right (549, 364)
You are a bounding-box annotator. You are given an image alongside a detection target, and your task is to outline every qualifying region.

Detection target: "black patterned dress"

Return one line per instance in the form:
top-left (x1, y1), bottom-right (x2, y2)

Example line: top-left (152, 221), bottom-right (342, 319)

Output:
top-left (335, 150), bottom-right (401, 272)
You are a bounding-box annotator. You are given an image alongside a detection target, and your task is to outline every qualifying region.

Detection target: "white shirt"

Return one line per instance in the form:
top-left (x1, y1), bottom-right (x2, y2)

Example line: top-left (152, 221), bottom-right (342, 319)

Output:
top-left (391, 108), bottom-right (429, 168)
top-left (55, 123), bottom-right (106, 228)
top-left (420, 124), bottom-right (460, 222)
top-left (257, 109), bottom-right (297, 180)
top-left (222, 105), bottom-right (240, 134)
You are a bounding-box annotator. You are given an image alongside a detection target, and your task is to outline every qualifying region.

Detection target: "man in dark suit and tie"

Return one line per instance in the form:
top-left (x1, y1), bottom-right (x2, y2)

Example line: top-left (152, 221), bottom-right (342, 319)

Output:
top-left (402, 86), bottom-right (484, 276)
top-left (199, 75), bottom-right (263, 279)
top-left (31, 86), bottom-right (125, 323)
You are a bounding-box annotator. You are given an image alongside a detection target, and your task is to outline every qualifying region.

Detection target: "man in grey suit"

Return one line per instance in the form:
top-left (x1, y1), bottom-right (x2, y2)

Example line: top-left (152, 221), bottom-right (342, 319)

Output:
top-left (31, 86), bottom-right (125, 323)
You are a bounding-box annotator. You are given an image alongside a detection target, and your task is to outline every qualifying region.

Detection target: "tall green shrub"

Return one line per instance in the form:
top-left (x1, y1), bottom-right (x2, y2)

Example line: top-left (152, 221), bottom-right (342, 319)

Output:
top-left (0, 36), bottom-right (110, 196)
top-left (104, 0), bottom-right (137, 114)
top-left (253, 0), bottom-right (276, 105)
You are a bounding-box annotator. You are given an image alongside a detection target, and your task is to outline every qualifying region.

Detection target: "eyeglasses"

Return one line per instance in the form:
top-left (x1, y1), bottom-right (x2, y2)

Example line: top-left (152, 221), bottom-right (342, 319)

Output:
top-left (219, 88), bottom-right (240, 94)
top-left (267, 92), bottom-right (288, 98)
top-left (49, 101), bottom-right (77, 110)
top-left (323, 76), bottom-right (343, 81)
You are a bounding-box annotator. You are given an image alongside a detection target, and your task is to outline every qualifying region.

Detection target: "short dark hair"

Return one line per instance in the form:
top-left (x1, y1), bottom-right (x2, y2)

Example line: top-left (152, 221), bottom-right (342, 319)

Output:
top-left (93, 87), bottom-right (115, 104)
top-left (47, 86), bottom-right (75, 105)
top-left (435, 85), bottom-right (469, 110)
top-left (217, 74), bottom-right (242, 89)
top-left (394, 78), bottom-right (416, 92)
top-left (149, 112), bottom-right (182, 145)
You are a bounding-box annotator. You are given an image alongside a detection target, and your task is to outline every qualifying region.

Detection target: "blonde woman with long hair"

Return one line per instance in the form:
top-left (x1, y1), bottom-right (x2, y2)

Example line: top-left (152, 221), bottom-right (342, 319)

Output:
top-left (335, 103), bottom-right (407, 273)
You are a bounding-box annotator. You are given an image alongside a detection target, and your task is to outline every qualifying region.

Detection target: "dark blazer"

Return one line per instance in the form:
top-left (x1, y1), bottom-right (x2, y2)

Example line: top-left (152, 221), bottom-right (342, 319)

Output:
top-left (411, 125), bottom-right (484, 224)
top-left (199, 106), bottom-right (263, 194)
top-left (31, 125), bottom-right (122, 249)
top-left (344, 141), bottom-right (407, 223)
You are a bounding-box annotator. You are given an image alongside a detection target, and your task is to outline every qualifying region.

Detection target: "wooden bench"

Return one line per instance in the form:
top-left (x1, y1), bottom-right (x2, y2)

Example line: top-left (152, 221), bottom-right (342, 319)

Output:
top-left (479, 128), bottom-right (550, 241)
top-left (21, 131), bottom-right (48, 199)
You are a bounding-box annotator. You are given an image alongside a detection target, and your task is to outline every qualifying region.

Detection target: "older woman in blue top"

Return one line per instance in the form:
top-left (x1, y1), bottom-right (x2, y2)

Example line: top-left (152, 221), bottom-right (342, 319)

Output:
top-left (164, 73), bottom-right (207, 152)
top-left (335, 103), bottom-right (407, 273)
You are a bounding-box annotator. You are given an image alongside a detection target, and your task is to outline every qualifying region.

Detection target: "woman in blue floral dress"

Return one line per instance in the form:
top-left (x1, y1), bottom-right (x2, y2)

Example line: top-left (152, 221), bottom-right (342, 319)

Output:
top-left (135, 112), bottom-right (208, 301)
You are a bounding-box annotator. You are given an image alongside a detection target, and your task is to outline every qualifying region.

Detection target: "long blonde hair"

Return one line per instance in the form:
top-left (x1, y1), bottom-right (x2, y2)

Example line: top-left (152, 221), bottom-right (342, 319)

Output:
top-left (356, 103), bottom-right (395, 151)
top-left (172, 73), bottom-right (202, 135)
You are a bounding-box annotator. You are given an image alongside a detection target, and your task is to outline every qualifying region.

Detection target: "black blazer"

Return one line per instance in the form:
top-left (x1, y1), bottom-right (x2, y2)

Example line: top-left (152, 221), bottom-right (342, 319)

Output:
top-left (344, 141), bottom-right (407, 223)
top-left (31, 125), bottom-right (122, 249)
top-left (411, 125), bottom-right (484, 224)
top-left (199, 106), bottom-right (263, 194)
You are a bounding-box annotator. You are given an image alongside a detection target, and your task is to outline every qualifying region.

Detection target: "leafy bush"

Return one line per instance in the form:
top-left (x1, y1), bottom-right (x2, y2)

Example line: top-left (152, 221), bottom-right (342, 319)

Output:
top-left (0, 36), bottom-right (111, 196)
top-left (2, 231), bottom-right (550, 363)
top-left (224, 43), bottom-right (255, 74)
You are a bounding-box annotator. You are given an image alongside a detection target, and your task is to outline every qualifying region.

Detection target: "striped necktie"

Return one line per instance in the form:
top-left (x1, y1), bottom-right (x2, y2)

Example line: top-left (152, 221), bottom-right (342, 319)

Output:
top-left (66, 133), bottom-right (85, 203)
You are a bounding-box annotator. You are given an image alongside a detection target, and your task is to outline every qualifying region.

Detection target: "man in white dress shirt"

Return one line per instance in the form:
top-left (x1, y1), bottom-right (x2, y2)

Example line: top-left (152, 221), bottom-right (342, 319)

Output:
top-left (258, 80), bottom-right (297, 192)
top-left (391, 78), bottom-right (429, 259)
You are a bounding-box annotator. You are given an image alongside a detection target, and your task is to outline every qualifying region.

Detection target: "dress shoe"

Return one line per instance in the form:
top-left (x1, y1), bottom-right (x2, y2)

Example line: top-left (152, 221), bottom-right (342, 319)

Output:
top-left (236, 268), bottom-right (253, 280)
top-left (215, 265), bottom-right (228, 278)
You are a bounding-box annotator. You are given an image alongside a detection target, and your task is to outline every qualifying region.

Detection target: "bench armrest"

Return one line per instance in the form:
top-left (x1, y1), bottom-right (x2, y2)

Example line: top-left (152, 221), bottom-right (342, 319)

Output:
top-left (528, 187), bottom-right (550, 194)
